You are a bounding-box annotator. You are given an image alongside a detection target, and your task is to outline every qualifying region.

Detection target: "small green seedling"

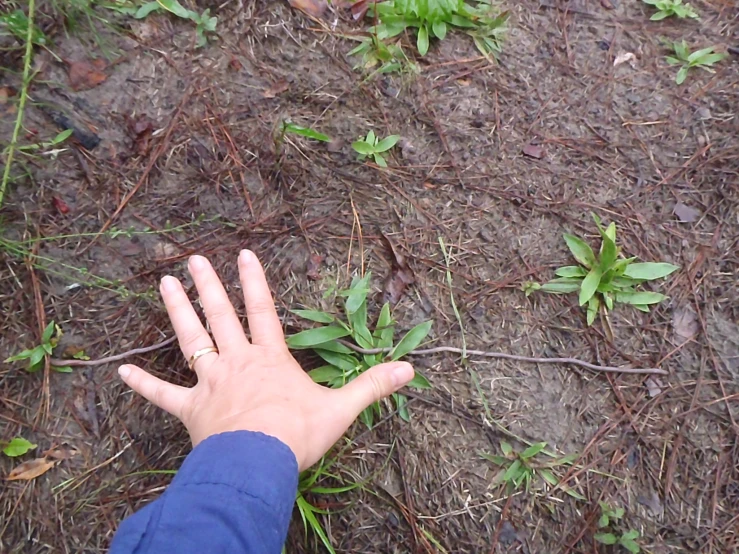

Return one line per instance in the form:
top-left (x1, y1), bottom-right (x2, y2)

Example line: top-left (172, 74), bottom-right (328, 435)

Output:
top-left (351, 130), bottom-right (400, 167)
top-left (365, 0), bottom-right (508, 59)
top-left (481, 441), bottom-right (585, 499)
top-left (4, 321), bottom-right (73, 373)
top-left (642, 0), bottom-right (699, 20)
top-left (348, 34), bottom-right (418, 77)
top-left (524, 214), bottom-right (679, 326)
top-left (16, 129), bottom-right (73, 155)
top-left (666, 41), bottom-right (727, 84)
top-left (286, 273), bottom-right (432, 427)
top-left (1, 437), bottom-right (37, 457)
top-left (133, 0), bottom-right (217, 47)
top-left (595, 501), bottom-right (641, 553)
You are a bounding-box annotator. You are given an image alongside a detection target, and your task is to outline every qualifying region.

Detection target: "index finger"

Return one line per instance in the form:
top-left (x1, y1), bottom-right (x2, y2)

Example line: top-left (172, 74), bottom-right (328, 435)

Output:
top-left (237, 250), bottom-right (285, 348)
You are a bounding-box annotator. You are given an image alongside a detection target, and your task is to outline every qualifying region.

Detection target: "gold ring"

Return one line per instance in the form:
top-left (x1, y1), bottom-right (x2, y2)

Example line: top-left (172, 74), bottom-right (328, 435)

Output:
top-left (188, 346), bottom-right (219, 370)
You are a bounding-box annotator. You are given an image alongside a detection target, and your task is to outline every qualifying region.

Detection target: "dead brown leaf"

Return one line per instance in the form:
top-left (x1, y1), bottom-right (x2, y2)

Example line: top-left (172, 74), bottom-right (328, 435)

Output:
top-left (42, 444), bottom-right (79, 460)
top-left (522, 143), bottom-right (544, 159)
top-left (672, 307), bottom-right (698, 340)
top-left (128, 114), bottom-right (156, 156)
top-left (68, 59), bottom-right (108, 91)
top-left (6, 458), bottom-right (57, 481)
top-left (262, 79), bottom-right (290, 98)
top-left (288, 0), bottom-right (327, 17)
top-left (381, 234), bottom-right (415, 305)
top-left (673, 202), bottom-right (701, 223)
top-left (306, 253), bottom-right (323, 281)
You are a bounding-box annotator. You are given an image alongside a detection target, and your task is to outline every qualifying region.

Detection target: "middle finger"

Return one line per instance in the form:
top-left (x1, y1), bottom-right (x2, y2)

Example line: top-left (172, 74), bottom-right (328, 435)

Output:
top-left (188, 255), bottom-right (249, 354)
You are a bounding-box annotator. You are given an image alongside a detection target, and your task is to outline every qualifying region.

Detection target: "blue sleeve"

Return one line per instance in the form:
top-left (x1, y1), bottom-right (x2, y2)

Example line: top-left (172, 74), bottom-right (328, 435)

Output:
top-left (110, 431), bottom-right (299, 554)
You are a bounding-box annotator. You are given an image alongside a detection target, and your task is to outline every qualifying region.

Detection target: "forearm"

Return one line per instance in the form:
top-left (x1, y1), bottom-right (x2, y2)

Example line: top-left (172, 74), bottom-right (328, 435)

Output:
top-left (111, 431), bottom-right (298, 554)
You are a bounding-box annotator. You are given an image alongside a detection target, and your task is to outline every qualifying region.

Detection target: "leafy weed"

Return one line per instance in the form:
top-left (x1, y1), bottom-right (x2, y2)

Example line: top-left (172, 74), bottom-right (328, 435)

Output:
top-left (1, 437), bottom-right (37, 457)
top-left (666, 40), bottom-right (726, 84)
top-left (642, 0), bottom-right (699, 20)
top-left (594, 501), bottom-right (641, 553)
top-left (4, 321), bottom-right (73, 373)
top-left (286, 273), bottom-right (433, 427)
top-left (523, 214), bottom-right (679, 326)
top-left (351, 130), bottom-right (400, 167)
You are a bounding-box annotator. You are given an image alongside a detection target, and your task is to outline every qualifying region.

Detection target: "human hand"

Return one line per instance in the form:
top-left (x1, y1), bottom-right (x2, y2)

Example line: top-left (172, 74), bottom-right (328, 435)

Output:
top-left (118, 251), bottom-right (415, 470)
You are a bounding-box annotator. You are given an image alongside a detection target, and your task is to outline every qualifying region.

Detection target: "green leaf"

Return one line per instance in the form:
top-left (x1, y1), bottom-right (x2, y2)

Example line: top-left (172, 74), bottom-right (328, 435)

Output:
top-left (579, 266), bottom-right (602, 306)
top-left (366, 129), bottom-right (376, 144)
top-left (623, 262), bottom-right (679, 280)
top-left (615, 291), bottom-right (666, 305)
top-left (374, 135), bottom-right (400, 153)
top-left (28, 347), bottom-right (46, 371)
top-left (633, 304), bottom-right (651, 313)
top-left (373, 153), bottom-right (388, 167)
top-left (50, 129), bottom-right (74, 145)
top-left (52, 365), bottom-right (74, 373)
top-left (555, 266), bottom-right (587, 278)
top-left (41, 321), bottom-right (55, 344)
top-left (286, 326), bottom-right (351, 348)
top-left (620, 534), bottom-right (641, 554)
top-left (345, 273), bottom-right (371, 315)
top-left (604, 292), bottom-right (614, 311)
top-left (390, 321), bottom-right (432, 360)
top-left (308, 365), bottom-right (345, 384)
top-left (135, 1), bottom-right (161, 17)
top-left (2, 437), bottom-right (37, 457)
top-left (650, 11), bottom-right (669, 20)
top-left (586, 295), bottom-right (599, 326)
top-left (665, 56), bottom-right (681, 65)
top-left (374, 303), bottom-right (395, 349)
top-left (296, 496), bottom-right (337, 554)
top-left (687, 46), bottom-right (717, 64)
top-left (283, 123), bottom-right (331, 142)
top-left (4, 348), bottom-right (35, 363)
top-left (594, 532), bottom-right (618, 545)
top-left (394, 393), bottom-right (410, 421)
top-left (675, 40), bottom-right (690, 60)
top-left (676, 65), bottom-right (689, 84)
top-left (563, 234), bottom-right (596, 268)
top-left (292, 310), bottom-right (335, 324)
top-left (408, 371), bottom-right (432, 389)
top-left (480, 453), bottom-right (508, 466)
top-left (432, 20), bottom-right (447, 40)
top-left (417, 24), bottom-right (430, 56)
top-left (540, 281), bottom-right (581, 294)
top-left (539, 468), bottom-right (559, 487)
top-left (696, 52), bottom-right (726, 66)
top-left (315, 350), bottom-right (359, 372)
top-left (622, 529), bottom-right (640, 541)
top-left (598, 514), bottom-right (609, 528)
top-left (352, 141), bottom-right (374, 155)
top-left (311, 340), bottom-right (354, 354)
top-left (520, 442), bottom-right (547, 459)
top-left (156, 0), bottom-right (192, 19)
top-left (502, 459), bottom-right (522, 482)
top-left (500, 441), bottom-right (513, 456)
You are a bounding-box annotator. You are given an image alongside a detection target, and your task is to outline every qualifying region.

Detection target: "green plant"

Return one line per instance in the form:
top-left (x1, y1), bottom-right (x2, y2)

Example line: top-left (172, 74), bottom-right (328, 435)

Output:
top-left (666, 40), bottom-right (727, 84)
top-left (481, 441), bottom-right (585, 499)
top-left (4, 321), bottom-right (73, 373)
top-left (0, 8), bottom-right (47, 44)
top-left (595, 502), bottom-right (641, 553)
top-left (280, 122), bottom-right (331, 143)
top-left (130, 0), bottom-right (217, 47)
top-left (289, 456), bottom-right (360, 554)
top-left (642, 0), bottom-right (698, 20)
top-left (365, 0), bottom-right (508, 58)
top-left (347, 32), bottom-right (419, 76)
top-left (1, 437), bottom-right (37, 457)
top-left (351, 130), bottom-right (400, 167)
top-left (286, 273), bottom-right (432, 427)
top-left (523, 214), bottom-right (679, 326)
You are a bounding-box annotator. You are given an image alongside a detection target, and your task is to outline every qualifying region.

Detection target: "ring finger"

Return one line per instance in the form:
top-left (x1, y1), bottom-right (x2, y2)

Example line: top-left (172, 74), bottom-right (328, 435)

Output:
top-left (160, 275), bottom-right (219, 373)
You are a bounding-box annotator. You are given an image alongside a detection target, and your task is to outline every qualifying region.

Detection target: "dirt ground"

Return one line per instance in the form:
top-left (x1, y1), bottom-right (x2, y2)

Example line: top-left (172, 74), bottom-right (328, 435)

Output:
top-left (1, 0), bottom-right (738, 552)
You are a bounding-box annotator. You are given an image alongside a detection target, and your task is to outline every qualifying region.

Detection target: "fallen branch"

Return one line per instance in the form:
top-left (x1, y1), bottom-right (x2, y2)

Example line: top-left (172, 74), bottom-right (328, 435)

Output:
top-left (50, 335), bottom-right (667, 375)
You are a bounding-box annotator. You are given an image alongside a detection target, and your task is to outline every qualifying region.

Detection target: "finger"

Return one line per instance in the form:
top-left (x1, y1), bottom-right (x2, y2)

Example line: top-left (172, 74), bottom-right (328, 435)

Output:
top-left (238, 250), bottom-right (285, 347)
top-left (118, 364), bottom-right (190, 418)
top-left (160, 275), bottom-right (218, 371)
top-left (336, 362), bottom-right (415, 422)
top-left (189, 255), bottom-right (249, 353)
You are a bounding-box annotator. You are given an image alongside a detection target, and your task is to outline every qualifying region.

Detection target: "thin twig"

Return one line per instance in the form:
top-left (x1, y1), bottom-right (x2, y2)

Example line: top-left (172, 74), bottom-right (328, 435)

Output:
top-left (337, 340), bottom-right (668, 375)
top-left (50, 335), bottom-right (667, 375)
top-left (50, 336), bottom-right (177, 368)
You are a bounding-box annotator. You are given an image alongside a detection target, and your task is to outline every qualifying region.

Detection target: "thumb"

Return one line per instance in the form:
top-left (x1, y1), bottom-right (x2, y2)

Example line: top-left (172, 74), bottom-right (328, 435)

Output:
top-left (117, 364), bottom-right (190, 419)
top-left (338, 362), bottom-right (415, 418)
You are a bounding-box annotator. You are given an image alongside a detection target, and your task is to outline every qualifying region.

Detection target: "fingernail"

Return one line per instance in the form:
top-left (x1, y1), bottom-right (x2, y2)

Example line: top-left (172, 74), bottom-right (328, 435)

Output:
top-left (390, 362), bottom-right (414, 388)
top-left (160, 275), bottom-right (178, 292)
top-left (239, 249), bottom-right (253, 263)
top-left (118, 365), bottom-right (131, 378)
top-left (189, 255), bottom-right (207, 270)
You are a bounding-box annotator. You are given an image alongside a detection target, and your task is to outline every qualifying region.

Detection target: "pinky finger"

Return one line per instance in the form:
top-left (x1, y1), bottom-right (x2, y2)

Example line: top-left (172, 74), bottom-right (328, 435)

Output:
top-left (118, 364), bottom-right (190, 419)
